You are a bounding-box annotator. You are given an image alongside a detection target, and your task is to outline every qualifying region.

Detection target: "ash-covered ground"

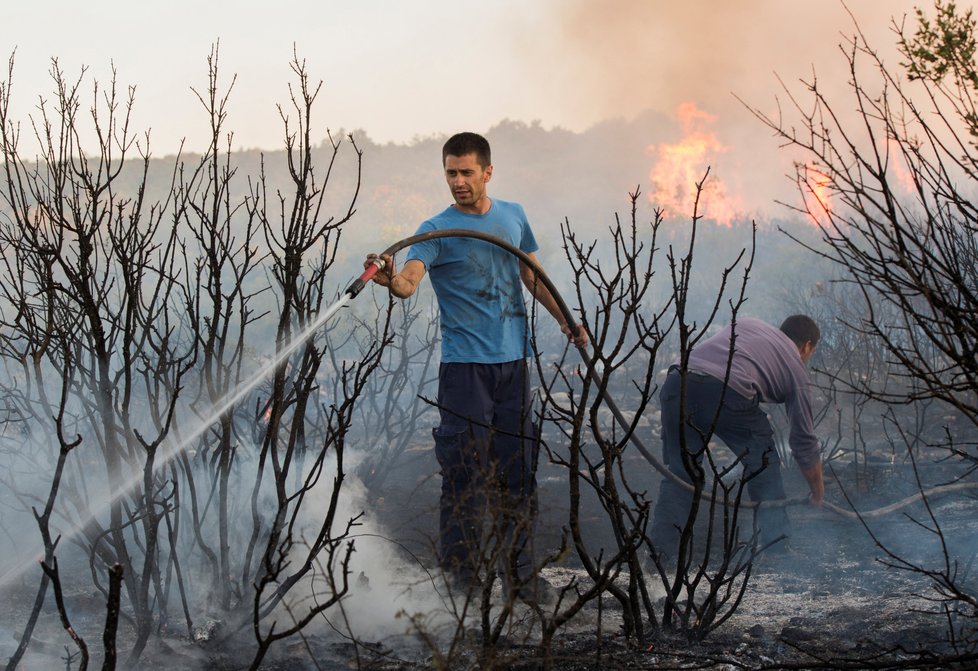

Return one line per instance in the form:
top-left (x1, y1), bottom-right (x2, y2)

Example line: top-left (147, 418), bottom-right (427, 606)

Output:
top-left (3, 443), bottom-right (975, 670)
top-left (330, 445), bottom-right (976, 670)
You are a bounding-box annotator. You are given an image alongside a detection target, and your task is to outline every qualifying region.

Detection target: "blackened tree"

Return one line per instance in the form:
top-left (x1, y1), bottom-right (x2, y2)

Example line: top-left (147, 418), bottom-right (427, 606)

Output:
top-left (747, 0), bottom-right (978, 657)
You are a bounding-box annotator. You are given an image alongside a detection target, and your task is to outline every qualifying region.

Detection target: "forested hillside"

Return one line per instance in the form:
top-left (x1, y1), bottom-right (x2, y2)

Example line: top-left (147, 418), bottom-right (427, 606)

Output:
top-left (125, 109), bottom-right (828, 328)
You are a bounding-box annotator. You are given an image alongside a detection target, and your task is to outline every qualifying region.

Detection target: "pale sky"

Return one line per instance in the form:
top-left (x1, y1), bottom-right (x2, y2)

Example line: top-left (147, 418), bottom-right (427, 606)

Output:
top-left (1, 0), bottom-right (938, 220)
top-left (2, 1), bottom-right (929, 153)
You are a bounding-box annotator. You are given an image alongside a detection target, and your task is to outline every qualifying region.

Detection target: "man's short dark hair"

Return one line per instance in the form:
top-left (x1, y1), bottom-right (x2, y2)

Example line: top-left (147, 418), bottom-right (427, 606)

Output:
top-left (780, 314), bottom-right (820, 347)
top-left (442, 132), bottom-right (491, 167)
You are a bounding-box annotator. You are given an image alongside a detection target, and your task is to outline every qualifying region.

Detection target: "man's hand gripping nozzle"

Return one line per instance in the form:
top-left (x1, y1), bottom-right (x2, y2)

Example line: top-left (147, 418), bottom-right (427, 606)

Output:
top-left (346, 254), bottom-right (387, 298)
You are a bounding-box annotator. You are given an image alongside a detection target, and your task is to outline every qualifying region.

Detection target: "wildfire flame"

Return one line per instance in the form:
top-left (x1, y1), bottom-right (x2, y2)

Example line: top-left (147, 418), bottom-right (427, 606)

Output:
top-left (887, 138), bottom-right (917, 195)
top-left (802, 163), bottom-right (833, 226)
top-left (648, 102), bottom-right (742, 226)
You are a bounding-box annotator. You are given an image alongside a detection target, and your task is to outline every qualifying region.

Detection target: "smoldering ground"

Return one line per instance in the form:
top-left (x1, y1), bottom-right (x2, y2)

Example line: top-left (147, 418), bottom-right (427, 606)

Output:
top-left (2, 215), bottom-right (977, 671)
top-left (2, 283), bottom-right (978, 670)
top-left (0, 441), bottom-right (466, 669)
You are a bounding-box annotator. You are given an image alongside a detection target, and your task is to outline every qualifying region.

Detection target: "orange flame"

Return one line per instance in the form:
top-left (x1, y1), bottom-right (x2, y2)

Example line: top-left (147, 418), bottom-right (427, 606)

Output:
top-left (886, 138), bottom-right (916, 195)
top-left (648, 102), bottom-right (742, 226)
top-left (803, 163), bottom-right (832, 225)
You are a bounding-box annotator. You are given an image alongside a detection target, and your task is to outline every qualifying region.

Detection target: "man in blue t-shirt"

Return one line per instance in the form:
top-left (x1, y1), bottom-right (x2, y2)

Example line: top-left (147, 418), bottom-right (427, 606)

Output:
top-left (367, 132), bottom-right (587, 602)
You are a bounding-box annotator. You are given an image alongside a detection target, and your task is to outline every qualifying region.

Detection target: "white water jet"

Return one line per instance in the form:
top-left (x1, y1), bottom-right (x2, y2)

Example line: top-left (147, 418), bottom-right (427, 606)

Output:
top-left (0, 289), bottom-right (355, 588)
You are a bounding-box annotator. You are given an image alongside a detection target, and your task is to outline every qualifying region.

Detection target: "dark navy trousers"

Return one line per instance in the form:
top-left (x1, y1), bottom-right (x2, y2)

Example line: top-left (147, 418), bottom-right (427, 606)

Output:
top-left (433, 360), bottom-right (539, 582)
top-left (651, 366), bottom-right (789, 555)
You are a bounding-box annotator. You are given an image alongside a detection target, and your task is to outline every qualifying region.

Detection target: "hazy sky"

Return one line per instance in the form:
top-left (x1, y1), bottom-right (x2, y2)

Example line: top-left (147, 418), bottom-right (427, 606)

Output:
top-left (2, 1), bottom-right (934, 218)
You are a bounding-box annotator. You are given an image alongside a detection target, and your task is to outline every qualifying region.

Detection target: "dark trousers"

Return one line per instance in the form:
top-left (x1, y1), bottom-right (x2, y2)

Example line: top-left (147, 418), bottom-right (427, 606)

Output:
top-left (433, 360), bottom-right (540, 581)
top-left (651, 367), bottom-right (789, 555)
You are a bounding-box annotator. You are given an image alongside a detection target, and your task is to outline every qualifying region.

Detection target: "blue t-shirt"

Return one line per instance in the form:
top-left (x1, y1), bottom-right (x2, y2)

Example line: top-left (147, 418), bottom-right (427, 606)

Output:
top-left (406, 199), bottom-right (539, 363)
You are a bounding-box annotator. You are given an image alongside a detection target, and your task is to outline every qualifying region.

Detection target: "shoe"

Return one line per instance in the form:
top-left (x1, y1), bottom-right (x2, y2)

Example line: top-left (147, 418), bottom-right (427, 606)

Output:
top-left (754, 538), bottom-right (795, 571)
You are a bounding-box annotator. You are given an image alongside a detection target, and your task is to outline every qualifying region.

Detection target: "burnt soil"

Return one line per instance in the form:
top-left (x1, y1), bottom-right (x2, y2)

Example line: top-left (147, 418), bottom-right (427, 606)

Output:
top-left (343, 446), bottom-right (978, 670)
top-left (3, 445), bottom-right (977, 670)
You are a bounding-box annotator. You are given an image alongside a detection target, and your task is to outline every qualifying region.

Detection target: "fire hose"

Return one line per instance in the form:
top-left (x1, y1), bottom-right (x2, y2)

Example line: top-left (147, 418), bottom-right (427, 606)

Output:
top-left (346, 228), bottom-right (975, 521)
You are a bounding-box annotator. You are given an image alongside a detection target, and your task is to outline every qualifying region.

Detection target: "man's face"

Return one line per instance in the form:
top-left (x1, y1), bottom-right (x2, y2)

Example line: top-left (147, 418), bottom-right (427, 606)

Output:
top-left (800, 341), bottom-right (817, 365)
top-left (444, 153), bottom-right (492, 213)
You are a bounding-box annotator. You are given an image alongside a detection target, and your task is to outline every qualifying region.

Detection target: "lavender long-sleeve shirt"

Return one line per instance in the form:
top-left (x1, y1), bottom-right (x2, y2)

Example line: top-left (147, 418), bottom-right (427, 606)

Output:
top-left (685, 318), bottom-right (820, 469)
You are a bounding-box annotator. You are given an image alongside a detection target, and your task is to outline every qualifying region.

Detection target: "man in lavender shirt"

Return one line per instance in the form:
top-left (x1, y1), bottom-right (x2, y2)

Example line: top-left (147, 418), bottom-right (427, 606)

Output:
top-left (650, 315), bottom-right (825, 560)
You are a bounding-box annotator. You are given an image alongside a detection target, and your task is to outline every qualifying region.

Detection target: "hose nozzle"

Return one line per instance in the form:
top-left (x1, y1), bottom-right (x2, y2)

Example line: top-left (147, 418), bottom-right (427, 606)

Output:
top-left (345, 255), bottom-right (386, 298)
